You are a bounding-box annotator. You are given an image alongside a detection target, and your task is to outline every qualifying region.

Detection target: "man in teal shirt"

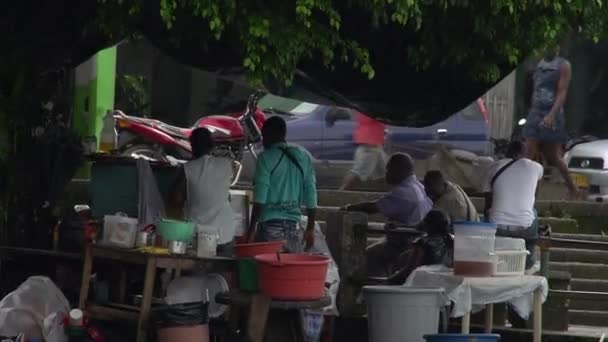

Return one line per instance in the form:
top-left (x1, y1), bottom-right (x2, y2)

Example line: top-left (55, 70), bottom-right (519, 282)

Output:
top-left (246, 116), bottom-right (317, 251)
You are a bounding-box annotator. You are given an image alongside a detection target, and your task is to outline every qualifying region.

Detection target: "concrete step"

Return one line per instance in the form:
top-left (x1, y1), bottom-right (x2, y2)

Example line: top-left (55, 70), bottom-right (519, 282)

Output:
top-left (550, 248), bottom-right (608, 264)
top-left (571, 279), bottom-right (608, 293)
top-left (553, 233), bottom-right (608, 242)
top-left (550, 262), bottom-right (608, 280)
top-left (569, 310), bottom-right (608, 327)
top-left (568, 279), bottom-right (608, 311)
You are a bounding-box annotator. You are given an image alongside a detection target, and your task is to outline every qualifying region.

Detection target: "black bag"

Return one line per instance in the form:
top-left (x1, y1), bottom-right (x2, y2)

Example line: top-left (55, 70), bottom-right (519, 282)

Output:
top-left (155, 302), bottom-right (209, 329)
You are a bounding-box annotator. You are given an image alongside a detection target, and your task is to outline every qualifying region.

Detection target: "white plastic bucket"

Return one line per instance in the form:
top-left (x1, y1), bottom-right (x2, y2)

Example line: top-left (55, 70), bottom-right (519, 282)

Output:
top-left (363, 286), bottom-right (445, 342)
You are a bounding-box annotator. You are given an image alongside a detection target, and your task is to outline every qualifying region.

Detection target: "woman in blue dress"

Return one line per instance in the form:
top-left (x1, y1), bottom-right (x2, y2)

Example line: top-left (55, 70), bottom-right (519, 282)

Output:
top-left (523, 46), bottom-right (578, 197)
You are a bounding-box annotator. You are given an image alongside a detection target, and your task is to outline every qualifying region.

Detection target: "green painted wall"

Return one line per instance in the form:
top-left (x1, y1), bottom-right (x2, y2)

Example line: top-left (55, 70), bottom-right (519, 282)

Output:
top-left (73, 46), bottom-right (117, 146)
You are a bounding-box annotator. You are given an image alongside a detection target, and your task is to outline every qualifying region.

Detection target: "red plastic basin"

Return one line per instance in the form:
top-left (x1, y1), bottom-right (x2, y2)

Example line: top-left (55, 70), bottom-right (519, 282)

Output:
top-left (234, 241), bottom-right (284, 258)
top-left (254, 253), bottom-right (330, 300)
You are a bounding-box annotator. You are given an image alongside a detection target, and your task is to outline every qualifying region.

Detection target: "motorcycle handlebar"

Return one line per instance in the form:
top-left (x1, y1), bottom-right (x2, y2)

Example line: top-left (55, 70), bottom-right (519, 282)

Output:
top-left (241, 90), bottom-right (266, 120)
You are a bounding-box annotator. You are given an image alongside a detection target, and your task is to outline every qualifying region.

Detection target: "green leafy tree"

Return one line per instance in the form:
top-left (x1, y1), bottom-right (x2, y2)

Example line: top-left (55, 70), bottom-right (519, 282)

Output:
top-left (1, 0), bottom-right (608, 239)
top-left (91, 0), bottom-right (608, 122)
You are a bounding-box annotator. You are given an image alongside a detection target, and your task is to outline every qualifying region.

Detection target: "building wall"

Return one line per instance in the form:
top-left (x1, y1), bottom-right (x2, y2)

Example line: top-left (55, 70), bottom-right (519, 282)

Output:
top-left (115, 39), bottom-right (253, 126)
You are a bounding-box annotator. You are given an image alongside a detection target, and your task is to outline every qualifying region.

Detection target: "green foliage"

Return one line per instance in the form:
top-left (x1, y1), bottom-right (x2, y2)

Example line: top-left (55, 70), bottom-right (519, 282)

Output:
top-left (98, 0), bottom-right (608, 86)
top-left (115, 74), bottom-right (149, 115)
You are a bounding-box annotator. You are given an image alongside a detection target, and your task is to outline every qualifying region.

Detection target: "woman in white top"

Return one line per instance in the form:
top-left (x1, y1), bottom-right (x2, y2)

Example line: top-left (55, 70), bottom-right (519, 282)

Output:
top-left (169, 127), bottom-right (236, 257)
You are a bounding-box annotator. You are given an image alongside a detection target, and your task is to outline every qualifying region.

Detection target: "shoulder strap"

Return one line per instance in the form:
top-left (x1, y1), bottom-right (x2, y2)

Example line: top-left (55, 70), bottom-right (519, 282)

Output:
top-left (270, 146), bottom-right (304, 179)
top-left (490, 159), bottom-right (519, 189)
top-left (455, 185), bottom-right (471, 221)
top-left (270, 152), bottom-right (286, 176)
top-left (278, 146), bottom-right (304, 178)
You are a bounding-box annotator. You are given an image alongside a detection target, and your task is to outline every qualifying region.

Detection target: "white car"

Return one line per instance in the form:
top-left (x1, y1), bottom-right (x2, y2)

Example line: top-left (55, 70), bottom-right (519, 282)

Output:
top-left (565, 140), bottom-right (608, 201)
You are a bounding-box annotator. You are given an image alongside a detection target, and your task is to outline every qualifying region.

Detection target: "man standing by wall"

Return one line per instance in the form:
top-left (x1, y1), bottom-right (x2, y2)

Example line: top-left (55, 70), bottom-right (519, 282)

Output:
top-left (246, 116), bottom-right (317, 251)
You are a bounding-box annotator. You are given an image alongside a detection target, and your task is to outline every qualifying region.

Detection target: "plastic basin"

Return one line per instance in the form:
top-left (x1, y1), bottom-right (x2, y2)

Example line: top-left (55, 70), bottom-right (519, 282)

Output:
top-left (254, 253), bottom-right (330, 300)
top-left (424, 334), bottom-right (500, 342)
top-left (234, 241), bottom-right (284, 258)
top-left (157, 219), bottom-right (195, 242)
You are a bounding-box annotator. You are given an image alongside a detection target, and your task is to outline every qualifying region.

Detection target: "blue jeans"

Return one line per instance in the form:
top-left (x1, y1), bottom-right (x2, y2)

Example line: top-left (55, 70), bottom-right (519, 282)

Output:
top-left (256, 219), bottom-right (303, 253)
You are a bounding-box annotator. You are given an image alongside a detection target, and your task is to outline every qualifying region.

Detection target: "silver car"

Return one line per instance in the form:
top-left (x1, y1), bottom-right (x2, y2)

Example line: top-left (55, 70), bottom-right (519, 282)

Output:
top-left (565, 140), bottom-right (608, 201)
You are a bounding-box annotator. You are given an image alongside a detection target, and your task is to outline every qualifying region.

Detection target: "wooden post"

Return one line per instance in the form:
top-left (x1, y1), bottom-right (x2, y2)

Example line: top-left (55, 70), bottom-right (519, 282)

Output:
top-left (461, 312), bottom-right (471, 334)
top-left (79, 244), bottom-right (93, 309)
top-left (137, 256), bottom-right (157, 342)
top-left (484, 304), bottom-right (494, 333)
top-left (247, 294), bottom-right (271, 342)
top-left (533, 288), bottom-right (543, 342)
top-left (539, 239), bottom-right (551, 278)
top-left (119, 267), bottom-right (127, 303)
top-left (325, 210), bottom-right (368, 317)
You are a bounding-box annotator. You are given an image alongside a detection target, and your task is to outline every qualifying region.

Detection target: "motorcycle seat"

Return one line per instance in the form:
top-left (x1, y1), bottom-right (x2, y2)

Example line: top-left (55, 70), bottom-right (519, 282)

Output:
top-left (158, 122), bottom-right (192, 139)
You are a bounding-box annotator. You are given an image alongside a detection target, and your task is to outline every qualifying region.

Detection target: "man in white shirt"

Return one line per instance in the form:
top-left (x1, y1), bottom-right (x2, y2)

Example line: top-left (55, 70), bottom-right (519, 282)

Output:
top-left (482, 140), bottom-right (543, 269)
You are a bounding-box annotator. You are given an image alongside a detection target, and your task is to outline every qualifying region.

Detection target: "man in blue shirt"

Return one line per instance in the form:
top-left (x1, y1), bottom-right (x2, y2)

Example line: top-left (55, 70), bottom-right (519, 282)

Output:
top-left (246, 116), bottom-right (317, 251)
top-left (343, 152), bottom-right (432, 276)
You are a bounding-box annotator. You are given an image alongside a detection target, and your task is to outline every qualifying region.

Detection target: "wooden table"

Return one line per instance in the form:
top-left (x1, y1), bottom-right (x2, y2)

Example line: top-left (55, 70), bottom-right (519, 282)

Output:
top-left (407, 266), bottom-right (547, 342)
top-left (79, 244), bottom-right (235, 342)
top-left (460, 289), bottom-right (544, 342)
top-left (216, 291), bottom-right (331, 342)
top-left (0, 246), bottom-right (81, 260)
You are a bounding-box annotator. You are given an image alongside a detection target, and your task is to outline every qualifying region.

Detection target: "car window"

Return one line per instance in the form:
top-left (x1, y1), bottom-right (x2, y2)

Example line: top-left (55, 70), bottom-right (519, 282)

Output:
top-left (325, 107), bottom-right (354, 124)
top-left (291, 102), bottom-right (319, 114)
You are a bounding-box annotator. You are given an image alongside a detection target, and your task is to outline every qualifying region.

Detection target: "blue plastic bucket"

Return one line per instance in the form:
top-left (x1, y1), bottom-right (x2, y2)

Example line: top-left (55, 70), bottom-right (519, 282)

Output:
top-left (424, 334), bottom-right (500, 342)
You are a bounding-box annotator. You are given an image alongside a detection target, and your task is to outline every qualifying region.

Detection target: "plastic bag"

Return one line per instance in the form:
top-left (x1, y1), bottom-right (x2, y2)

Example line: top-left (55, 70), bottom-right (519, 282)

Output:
top-left (0, 276), bottom-right (69, 342)
top-left (102, 214), bottom-right (138, 248)
top-left (155, 302), bottom-right (209, 329)
top-left (165, 274), bottom-right (228, 318)
top-left (299, 217), bottom-right (341, 316)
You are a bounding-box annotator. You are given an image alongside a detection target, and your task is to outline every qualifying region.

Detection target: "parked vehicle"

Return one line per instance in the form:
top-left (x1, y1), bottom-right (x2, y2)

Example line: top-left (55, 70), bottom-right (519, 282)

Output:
top-left (564, 137), bottom-right (608, 201)
top-left (111, 91), bottom-right (266, 184)
top-left (235, 100), bottom-right (490, 188)
top-left (264, 100), bottom-right (491, 161)
top-left (111, 93), bottom-right (490, 189)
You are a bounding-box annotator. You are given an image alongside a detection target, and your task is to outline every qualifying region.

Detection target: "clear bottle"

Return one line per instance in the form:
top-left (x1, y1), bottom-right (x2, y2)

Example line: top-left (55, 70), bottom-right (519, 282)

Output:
top-left (98, 110), bottom-right (117, 153)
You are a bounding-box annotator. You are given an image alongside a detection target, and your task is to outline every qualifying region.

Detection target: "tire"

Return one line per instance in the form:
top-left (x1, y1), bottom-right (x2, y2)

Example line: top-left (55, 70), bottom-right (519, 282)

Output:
top-left (120, 144), bottom-right (167, 161)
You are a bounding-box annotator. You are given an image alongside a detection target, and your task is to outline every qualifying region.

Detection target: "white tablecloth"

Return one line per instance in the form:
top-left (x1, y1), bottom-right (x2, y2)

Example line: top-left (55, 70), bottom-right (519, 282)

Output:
top-left (405, 265), bottom-right (548, 319)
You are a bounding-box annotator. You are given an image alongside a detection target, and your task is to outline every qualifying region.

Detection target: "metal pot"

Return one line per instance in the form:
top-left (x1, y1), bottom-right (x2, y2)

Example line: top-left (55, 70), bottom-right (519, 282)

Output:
top-left (136, 231), bottom-right (153, 247)
top-left (168, 240), bottom-right (187, 255)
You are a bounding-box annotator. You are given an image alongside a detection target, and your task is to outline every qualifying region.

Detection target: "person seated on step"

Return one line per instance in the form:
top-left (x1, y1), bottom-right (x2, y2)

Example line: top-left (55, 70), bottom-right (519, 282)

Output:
top-left (342, 153), bottom-right (432, 277)
top-left (424, 170), bottom-right (479, 223)
top-left (387, 209), bottom-right (454, 285)
top-left (482, 140), bottom-right (543, 270)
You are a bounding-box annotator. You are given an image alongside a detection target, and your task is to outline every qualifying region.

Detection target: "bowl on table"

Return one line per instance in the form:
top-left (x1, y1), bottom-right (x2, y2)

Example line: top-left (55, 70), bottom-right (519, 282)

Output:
top-left (157, 219), bottom-right (195, 242)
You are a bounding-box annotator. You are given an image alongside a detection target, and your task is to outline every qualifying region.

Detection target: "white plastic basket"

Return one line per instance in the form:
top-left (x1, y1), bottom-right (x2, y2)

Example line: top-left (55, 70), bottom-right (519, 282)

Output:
top-left (494, 250), bottom-right (529, 276)
top-left (495, 237), bottom-right (526, 251)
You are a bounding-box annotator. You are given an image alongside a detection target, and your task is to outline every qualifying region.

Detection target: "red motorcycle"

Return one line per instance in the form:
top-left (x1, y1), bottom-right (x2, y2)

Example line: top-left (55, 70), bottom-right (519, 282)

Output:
top-left (112, 91), bottom-right (266, 182)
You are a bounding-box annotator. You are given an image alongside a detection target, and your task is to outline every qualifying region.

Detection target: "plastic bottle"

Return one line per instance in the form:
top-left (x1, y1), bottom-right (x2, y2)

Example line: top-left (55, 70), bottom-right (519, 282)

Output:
top-left (98, 110), bottom-right (117, 153)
